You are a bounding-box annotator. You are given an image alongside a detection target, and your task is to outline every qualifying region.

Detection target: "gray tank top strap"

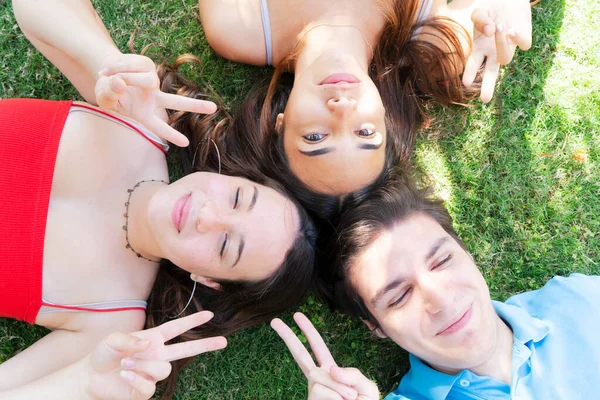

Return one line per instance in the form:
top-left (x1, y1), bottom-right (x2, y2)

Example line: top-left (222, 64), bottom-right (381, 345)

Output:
top-left (39, 298), bottom-right (147, 314)
top-left (260, 0), bottom-right (273, 66)
top-left (412, 0), bottom-right (434, 38)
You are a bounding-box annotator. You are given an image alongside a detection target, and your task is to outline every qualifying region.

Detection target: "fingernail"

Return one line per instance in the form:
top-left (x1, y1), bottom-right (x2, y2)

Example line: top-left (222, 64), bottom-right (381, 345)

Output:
top-left (120, 370), bottom-right (135, 383)
top-left (344, 389), bottom-right (357, 399)
top-left (484, 25), bottom-right (494, 37)
top-left (121, 357), bottom-right (135, 370)
top-left (497, 23), bottom-right (504, 33)
top-left (98, 68), bottom-right (109, 77)
top-left (136, 339), bottom-right (150, 347)
top-left (508, 29), bottom-right (517, 38)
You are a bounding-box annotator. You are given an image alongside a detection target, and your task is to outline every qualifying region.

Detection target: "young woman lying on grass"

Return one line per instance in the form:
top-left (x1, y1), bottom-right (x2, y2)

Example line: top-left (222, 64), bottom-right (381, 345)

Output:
top-left (12, 0), bottom-right (533, 212)
top-left (0, 25), bottom-right (316, 400)
top-left (197, 0), bottom-right (533, 201)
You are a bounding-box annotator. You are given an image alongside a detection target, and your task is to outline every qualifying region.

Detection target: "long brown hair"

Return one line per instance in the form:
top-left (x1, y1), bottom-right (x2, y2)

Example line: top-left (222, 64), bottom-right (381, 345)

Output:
top-left (177, 0), bottom-right (477, 225)
top-left (145, 58), bottom-right (317, 398)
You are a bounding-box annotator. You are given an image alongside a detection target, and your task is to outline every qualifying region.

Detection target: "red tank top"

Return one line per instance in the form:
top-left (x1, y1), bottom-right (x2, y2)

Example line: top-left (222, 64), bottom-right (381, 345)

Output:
top-left (0, 99), bottom-right (71, 323)
top-left (0, 99), bottom-right (157, 324)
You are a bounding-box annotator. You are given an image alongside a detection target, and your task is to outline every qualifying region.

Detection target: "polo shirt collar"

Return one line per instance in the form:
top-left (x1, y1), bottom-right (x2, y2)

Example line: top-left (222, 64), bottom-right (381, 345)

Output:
top-left (492, 300), bottom-right (550, 344)
top-left (403, 301), bottom-right (550, 400)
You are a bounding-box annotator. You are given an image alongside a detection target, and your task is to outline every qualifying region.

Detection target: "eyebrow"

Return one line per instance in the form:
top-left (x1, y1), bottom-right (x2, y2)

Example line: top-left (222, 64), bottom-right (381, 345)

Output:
top-left (249, 186), bottom-right (258, 211)
top-left (426, 237), bottom-right (449, 261)
top-left (299, 143), bottom-right (382, 157)
top-left (232, 187), bottom-right (257, 268)
top-left (299, 147), bottom-right (335, 157)
top-left (371, 277), bottom-right (405, 308)
top-left (370, 237), bottom-right (450, 307)
top-left (232, 237), bottom-right (245, 268)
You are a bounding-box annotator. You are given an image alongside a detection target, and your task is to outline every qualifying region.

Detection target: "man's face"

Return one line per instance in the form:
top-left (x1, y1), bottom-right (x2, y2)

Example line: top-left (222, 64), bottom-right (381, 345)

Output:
top-left (350, 213), bottom-right (500, 374)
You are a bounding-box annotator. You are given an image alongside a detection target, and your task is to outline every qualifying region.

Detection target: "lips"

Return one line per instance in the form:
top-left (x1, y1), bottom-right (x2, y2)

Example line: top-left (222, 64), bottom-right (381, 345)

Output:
top-left (437, 305), bottom-right (473, 336)
top-left (319, 73), bottom-right (361, 85)
top-left (172, 193), bottom-right (191, 233)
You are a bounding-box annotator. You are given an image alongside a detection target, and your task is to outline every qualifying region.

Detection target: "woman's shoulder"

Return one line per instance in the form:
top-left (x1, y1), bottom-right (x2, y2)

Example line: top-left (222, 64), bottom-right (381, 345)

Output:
top-left (198, 0), bottom-right (268, 65)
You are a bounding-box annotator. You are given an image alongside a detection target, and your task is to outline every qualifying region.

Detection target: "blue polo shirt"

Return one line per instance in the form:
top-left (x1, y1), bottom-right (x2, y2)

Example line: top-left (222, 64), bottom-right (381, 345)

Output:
top-left (384, 274), bottom-right (600, 400)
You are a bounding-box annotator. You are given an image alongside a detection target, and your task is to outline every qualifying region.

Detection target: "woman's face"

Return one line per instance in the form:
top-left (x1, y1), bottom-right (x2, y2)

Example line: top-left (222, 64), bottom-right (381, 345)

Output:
top-left (147, 172), bottom-right (300, 282)
top-left (280, 52), bottom-right (387, 195)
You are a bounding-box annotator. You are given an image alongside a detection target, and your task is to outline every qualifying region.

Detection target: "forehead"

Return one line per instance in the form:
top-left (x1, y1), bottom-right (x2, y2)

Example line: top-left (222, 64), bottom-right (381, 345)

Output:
top-left (287, 146), bottom-right (385, 195)
top-left (351, 214), bottom-right (451, 301)
top-left (235, 184), bottom-right (300, 280)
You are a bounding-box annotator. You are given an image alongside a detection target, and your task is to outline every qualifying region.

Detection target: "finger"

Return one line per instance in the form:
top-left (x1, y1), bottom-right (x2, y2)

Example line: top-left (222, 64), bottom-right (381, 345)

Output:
top-left (270, 318), bottom-right (316, 377)
top-left (146, 116), bottom-right (190, 147)
top-left (330, 367), bottom-right (380, 398)
top-left (462, 51), bottom-right (485, 87)
top-left (116, 72), bottom-right (161, 90)
top-left (119, 371), bottom-right (156, 399)
top-left (95, 76), bottom-right (126, 112)
top-left (308, 368), bottom-right (358, 400)
top-left (100, 54), bottom-right (156, 76)
top-left (157, 311), bottom-right (216, 341)
top-left (507, 29), bottom-right (532, 51)
top-left (309, 383), bottom-right (345, 400)
top-left (156, 92), bottom-right (218, 114)
top-left (121, 358), bottom-right (172, 382)
top-left (480, 56), bottom-right (500, 103)
top-left (163, 336), bottom-right (227, 362)
top-left (494, 24), bottom-right (515, 65)
top-left (471, 8), bottom-right (495, 37)
top-left (92, 333), bottom-right (151, 370)
top-left (293, 313), bottom-right (337, 371)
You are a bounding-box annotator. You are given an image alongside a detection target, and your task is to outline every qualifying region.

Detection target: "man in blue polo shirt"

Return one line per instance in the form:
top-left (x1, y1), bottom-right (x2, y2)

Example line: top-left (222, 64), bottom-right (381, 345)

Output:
top-left (272, 178), bottom-right (600, 400)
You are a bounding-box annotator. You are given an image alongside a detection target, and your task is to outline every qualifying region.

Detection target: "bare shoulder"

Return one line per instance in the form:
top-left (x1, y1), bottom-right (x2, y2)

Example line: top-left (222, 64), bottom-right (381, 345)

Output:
top-left (62, 309), bottom-right (147, 335)
top-left (198, 0), bottom-right (268, 65)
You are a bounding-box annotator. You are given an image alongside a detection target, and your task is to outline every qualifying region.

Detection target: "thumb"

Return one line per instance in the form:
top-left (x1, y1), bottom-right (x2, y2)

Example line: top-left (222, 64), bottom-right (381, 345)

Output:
top-left (471, 7), bottom-right (495, 37)
top-left (91, 332), bottom-right (151, 372)
top-left (330, 366), bottom-right (379, 399)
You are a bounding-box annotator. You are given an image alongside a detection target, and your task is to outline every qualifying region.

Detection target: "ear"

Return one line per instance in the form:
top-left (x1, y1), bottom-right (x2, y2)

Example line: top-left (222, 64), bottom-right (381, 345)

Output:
top-left (275, 113), bottom-right (285, 134)
top-left (190, 274), bottom-right (222, 291)
top-left (361, 318), bottom-right (387, 339)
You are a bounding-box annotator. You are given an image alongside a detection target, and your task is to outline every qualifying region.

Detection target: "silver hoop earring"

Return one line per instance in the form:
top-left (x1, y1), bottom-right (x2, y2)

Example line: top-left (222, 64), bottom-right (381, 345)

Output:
top-left (191, 137), bottom-right (221, 175)
top-left (169, 280), bottom-right (197, 319)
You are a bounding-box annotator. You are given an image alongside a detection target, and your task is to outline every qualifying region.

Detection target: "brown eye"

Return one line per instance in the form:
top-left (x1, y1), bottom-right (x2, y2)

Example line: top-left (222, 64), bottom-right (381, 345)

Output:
top-left (357, 128), bottom-right (375, 137)
top-left (303, 133), bottom-right (327, 142)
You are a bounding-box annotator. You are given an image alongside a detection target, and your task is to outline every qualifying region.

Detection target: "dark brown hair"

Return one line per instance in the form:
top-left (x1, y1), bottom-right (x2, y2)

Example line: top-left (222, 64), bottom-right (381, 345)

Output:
top-left (322, 167), bottom-right (465, 328)
top-left (178, 0), bottom-right (477, 226)
top-left (144, 57), bottom-right (317, 398)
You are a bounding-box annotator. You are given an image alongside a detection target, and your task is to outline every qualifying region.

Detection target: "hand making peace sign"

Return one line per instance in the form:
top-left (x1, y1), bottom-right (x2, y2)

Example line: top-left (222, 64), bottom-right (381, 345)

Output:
top-left (462, 0), bottom-right (533, 102)
top-left (95, 54), bottom-right (217, 147)
top-left (85, 311), bottom-right (227, 400)
top-left (271, 313), bottom-right (379, 400)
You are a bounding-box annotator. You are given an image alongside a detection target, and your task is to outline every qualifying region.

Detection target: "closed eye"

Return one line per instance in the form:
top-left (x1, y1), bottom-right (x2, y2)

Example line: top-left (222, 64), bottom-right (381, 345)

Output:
top-left (433, 254), bottom-right (452, 270)
top-left (233, 187), bottom-right (241, 209)
top-left (389, 287), bottom-right (411, 308)
top-left (220, 233), bottom-right (228, 258)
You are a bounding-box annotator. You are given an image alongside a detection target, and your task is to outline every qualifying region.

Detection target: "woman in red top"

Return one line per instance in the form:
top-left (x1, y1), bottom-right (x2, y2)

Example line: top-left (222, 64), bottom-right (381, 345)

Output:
top-left (0, 19), bottom-right (316, 400)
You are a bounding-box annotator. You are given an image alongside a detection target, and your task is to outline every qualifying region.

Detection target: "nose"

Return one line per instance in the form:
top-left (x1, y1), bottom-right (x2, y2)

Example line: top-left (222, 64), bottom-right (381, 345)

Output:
top-left (195, 200), bottom-right (233, 233)
top-left (326, 94), bottom-right (356, 116)
top-left (419, 275), bottom-right (451, 317)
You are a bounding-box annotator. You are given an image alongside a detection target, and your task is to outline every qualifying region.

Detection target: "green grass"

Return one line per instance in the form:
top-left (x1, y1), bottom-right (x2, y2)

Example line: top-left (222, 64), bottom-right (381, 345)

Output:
top-left (1, 0), bottom-right (599, 398)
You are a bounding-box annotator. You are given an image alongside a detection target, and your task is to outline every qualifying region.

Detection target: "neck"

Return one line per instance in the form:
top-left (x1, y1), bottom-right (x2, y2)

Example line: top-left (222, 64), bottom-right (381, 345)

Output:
top-left (469, 316), bottom-right (514, 384)
top-left (125, 180), bottom-right (166, 262)
top-left (293, 24), bottom-right (374, 74)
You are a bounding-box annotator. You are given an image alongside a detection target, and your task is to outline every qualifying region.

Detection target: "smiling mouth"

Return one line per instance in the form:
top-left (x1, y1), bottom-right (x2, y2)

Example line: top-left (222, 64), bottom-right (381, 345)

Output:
top-left (172, 193), bottom-right (191, 233)
top-left (437, 305), bottom-right (473, 336)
